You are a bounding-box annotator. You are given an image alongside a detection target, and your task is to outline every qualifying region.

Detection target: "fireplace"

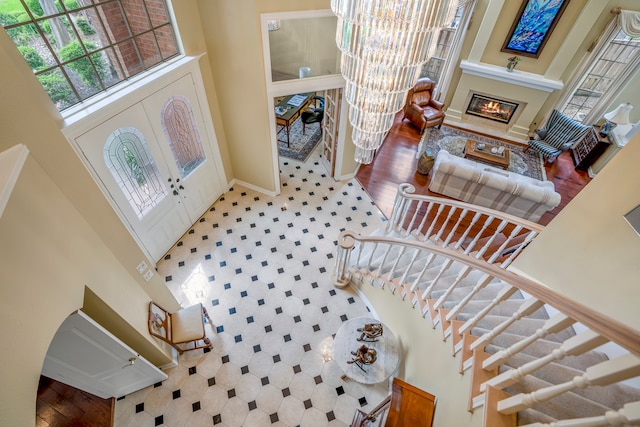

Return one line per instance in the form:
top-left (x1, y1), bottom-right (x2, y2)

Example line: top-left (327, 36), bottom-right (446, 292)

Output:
top-left (466, 94), bottom-right (519, 124)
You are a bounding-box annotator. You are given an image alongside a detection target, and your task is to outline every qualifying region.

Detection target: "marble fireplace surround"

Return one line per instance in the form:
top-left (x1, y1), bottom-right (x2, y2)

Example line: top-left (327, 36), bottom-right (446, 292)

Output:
top-left (446, 60), bottom-right (564, 142)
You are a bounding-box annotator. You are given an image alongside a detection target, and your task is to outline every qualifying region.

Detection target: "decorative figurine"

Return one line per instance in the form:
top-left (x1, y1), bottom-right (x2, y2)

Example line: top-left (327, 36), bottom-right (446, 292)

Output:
top-left (357, 323), bottom-right (383, 342)
top-left (347, 345), bottom-right (378, 372)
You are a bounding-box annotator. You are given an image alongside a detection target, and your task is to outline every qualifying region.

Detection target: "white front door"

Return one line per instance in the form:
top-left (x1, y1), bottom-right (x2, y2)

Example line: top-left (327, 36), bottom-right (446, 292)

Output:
top-left (76, 104), bottom-right (192, 261)
top-left (75, 73), bottom-right (224, 261)
top-left (142, 74), bottom-right (223, 221)
top-left (41, 311), bottom-right (167, 399)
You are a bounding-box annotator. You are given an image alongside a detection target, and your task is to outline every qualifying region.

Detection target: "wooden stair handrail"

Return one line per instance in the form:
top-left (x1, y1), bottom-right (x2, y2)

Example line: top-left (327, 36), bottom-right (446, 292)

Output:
top-left (337, 231), bottom-right (640, 357)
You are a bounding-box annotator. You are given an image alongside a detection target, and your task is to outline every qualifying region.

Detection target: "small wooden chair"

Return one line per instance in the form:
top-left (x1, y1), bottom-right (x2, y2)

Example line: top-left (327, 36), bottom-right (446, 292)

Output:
top-left (148, 301), bottom-right (213, 354)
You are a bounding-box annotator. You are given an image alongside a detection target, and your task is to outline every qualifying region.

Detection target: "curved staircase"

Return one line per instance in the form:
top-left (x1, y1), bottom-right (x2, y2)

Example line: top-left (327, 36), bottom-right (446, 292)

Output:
top-left (336, 184), bottom-right (640, 427)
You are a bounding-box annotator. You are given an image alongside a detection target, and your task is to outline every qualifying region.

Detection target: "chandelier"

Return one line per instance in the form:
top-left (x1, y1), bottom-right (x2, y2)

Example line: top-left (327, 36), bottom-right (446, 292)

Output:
top-left (331, 0), bottom-right (457, 163)
top-left (267, 20), bottom-right (281, 31)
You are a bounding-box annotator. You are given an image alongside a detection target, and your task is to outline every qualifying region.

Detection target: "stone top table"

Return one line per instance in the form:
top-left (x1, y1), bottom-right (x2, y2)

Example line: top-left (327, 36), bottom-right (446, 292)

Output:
top-left (333, 317), bottom-right (400, 384)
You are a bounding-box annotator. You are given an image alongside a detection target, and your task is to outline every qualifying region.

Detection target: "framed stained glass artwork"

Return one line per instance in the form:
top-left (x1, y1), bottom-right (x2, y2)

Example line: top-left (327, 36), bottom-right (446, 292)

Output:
top-left (501, 0), bottom-right (571, 58)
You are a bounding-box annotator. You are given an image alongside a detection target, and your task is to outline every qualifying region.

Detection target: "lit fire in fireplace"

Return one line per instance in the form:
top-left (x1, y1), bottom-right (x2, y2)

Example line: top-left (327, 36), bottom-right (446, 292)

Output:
top-left (466, 94), bottom-right (518, 124)
top-left (483, 101), bottom-right (501, 113)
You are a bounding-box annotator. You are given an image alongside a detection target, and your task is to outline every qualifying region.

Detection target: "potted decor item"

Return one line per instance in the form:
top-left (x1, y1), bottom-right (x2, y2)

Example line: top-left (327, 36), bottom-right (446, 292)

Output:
top-left (506, 56), bottom-right (522, 72)
top-left (417, 149), bottom-right (435, 175)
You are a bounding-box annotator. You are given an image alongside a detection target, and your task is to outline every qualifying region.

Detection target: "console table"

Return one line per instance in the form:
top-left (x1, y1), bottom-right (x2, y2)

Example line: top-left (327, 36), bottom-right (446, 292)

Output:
top-left (333, 317), bottom-right (400, 384)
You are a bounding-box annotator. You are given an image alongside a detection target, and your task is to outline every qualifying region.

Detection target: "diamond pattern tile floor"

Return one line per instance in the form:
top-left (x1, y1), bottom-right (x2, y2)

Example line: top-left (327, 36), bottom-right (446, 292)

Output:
top-left (114, 146), bottom-right (392, 426)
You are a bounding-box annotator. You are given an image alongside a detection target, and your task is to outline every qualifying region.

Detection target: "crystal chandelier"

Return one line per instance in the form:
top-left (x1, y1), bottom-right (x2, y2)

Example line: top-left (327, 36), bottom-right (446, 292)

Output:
top-left (267, 20), bottom-right (281, 31)
top-left (331, 0), bottom-right (457, 163)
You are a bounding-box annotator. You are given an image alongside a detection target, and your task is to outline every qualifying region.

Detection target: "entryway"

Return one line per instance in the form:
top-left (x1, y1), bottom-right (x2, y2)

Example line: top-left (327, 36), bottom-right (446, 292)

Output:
top-left (275, 88), bottom-right (342, 176)
top-left (66, 60), bottom-right (226, 262)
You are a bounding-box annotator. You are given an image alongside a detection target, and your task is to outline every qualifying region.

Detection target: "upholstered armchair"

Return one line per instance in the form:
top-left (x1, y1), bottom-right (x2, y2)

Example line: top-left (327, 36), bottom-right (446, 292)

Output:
top-left (402, 77), bottom-right (445, 134)
top-left (526, 109), bottom-right (591, 161)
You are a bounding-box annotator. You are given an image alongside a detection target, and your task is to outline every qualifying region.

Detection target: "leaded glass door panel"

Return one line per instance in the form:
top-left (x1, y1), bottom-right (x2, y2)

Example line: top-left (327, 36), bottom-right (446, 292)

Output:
top-left (142, 74), bottom-right (222, 223)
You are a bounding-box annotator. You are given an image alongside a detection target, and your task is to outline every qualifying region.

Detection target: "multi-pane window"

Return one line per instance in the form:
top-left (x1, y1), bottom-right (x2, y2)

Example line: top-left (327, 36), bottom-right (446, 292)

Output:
top-left (1, 0), bottom-right (179, 111)
top-left (561, 28), bottom-right (640, 122)
top-left (104, 127), bottom-right (167, 219)
top-left (420, 5), bottom-right (464, 84)
top-left (162, 96), bottom-right (206, 179)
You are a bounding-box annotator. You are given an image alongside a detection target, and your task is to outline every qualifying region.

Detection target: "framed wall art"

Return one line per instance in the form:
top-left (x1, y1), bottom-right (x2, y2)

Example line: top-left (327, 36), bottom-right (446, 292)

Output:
top-left (501, 0), bottom-right (571, 58)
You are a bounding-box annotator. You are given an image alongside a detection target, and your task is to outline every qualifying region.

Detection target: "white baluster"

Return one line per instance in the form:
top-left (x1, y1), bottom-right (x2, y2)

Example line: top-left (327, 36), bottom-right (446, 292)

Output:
top-left (408, 250), bottom-right (435, 288)
top-left (419, 258), bottom-right (456, 302)
top-left (403, 199), bottom-right (425, 237)
top-left (486, 225), bottom-right (523, 264)
top-left (482, 313), bottom-right (576, 371)
top-left (452, 211), bottom-right (482, 249)
top-left (467, 297), bottom-right (544, 350)
top-left (445, 273), bottom-right (494, 323)
top-left (520, 401), bottom-right (640, 426)
top-left (462, 215), bottom-right (494, 255)
top-left (498, 354), bottom-right (640, 414)
top-left (482, 329), bottom-right (607, 392)
top-left (432, 206), bottom-right (458, 246)
top-left (398, 249), bottom-right (423, 296)
top-left (415, 201), bottom-right (436, 240)
top-left (424, 203), bottom-right (446, 243)
top-left (499, 230), bottom-right (537, 268)
top-left (474, 219), bottom-right (508, 260)
top-left (441, 208), bottom-right (470, 248)
top-left (433, 265), bottom-right (471, 311)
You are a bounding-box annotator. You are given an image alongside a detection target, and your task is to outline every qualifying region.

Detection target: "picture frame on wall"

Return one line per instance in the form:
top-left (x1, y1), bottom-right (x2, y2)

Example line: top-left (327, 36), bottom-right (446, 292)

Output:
top-left (501, 0), bottom-right (571, 58)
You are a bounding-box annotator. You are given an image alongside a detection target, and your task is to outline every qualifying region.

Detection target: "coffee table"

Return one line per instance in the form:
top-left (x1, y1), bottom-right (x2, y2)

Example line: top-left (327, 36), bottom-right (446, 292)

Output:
top-left (275, 93), bottom-right (314, 146)
top-left (463, 139), bottom-right (510, 170)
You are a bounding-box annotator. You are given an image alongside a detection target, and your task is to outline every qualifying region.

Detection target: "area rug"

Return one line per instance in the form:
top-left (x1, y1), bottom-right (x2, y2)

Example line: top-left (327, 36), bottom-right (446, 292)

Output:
top-left (278, 118), bottom-right (322, 162)
top-left (422, 126), bottom-right (547, 181)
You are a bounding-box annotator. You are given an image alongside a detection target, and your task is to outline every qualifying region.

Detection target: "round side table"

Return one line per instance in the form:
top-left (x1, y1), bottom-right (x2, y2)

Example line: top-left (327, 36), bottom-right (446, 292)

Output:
top-left (333, 317), bottom-right (400, 384)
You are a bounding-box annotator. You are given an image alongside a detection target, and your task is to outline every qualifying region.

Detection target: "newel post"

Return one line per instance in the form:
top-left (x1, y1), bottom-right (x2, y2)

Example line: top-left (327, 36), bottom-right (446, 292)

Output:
top-left (387, 183), bottom-right (416, 233)
top-left (333, 231), bottom-right (357, 288)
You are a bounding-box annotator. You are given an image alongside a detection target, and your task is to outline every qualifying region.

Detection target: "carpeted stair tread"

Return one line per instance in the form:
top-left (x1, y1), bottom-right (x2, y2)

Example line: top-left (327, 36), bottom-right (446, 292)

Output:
top-left (431, 278), bottom-right (506, 302)
top-left (448, 299), bottom-right (549, 320)
top-left (485, 343), bottom-right (609, 372)
top-left (503, 373), bottom-right (640, 418)
top-left (484, 332), bottom-right (564, 356)
top-left (403, 267), bottom-right (473, 293)
top-left (466, 318), bottom-right (576, 343)
top-left (503, 375), bottom-right (613, 419)
top-left (500, 353), bottom-right (599, 390)
top-left (517, 408), bottom-right (558, 425)
top-left (363, 246), bottom-right (448, 278)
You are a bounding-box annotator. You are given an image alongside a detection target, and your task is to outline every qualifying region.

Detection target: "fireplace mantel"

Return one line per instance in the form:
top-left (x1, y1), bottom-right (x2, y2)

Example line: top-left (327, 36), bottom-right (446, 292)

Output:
top-left (460, 60), bottom-right (563, 93)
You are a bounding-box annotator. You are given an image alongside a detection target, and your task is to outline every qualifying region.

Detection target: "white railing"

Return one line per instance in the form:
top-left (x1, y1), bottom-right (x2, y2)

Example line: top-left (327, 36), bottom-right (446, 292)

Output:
top-left (387, 183), bottom-right (543, 268)
top-left (333, 226), bottom-right (640, 427)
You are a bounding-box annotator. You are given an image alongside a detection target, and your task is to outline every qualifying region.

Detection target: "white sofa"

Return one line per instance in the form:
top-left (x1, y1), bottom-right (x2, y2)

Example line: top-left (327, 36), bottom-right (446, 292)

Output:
top-left (428, 150), bottom-right (560, 222)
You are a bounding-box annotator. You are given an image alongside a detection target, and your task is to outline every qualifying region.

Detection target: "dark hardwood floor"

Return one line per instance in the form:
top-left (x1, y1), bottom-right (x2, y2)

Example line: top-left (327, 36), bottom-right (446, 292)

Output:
top-left (36, 376), bottom-right (113, 427)
top-left (356, 113), bottom-right (593, 226)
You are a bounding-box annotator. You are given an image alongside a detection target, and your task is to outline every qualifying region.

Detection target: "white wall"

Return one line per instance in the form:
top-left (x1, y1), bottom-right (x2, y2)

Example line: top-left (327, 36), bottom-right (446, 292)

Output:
top-left (511, 133), bottom-right (640, 331)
